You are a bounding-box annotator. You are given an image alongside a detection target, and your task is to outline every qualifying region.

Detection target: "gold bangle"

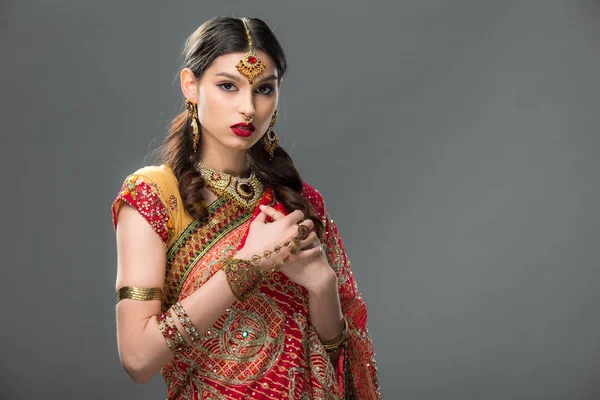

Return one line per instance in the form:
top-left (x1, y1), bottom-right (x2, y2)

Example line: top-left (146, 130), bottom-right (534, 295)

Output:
top-left (322, 318), bottom-right (348, 353)
top-left (116, 286), bottom-right (163, 304)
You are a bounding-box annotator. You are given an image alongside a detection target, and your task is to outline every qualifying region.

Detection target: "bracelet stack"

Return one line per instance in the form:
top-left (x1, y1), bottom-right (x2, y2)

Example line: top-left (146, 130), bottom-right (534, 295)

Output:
top-left (157, 311), bottom-right (187, 353)
top-left (115, 286), bottom-right (201, 354)
top-left (172, 302), bottom-right (201, 342)
top-left (322, 318), bottom-right (349, 354)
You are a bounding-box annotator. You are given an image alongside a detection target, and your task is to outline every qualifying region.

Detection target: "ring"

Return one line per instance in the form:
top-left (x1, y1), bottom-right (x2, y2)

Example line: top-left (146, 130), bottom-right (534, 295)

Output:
top-left (297, 225), bottom-right (310, 241)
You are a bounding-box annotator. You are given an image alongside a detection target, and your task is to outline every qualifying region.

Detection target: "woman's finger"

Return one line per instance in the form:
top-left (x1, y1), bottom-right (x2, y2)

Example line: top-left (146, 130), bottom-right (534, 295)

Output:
top-left (289, 219), bottom-right (314, 244)
top-left (298, 231), bottom-right (319, 249)
top-left (259, 205), bottom-right (286, 221)
top-left (299, 242), bottom-right (324, 258)
top-left (285, 209), bottom-right (305, 225)
top-left (254, 210), bottom-right (268, 224)
top-left (299, 218), bottom-right (315, 230)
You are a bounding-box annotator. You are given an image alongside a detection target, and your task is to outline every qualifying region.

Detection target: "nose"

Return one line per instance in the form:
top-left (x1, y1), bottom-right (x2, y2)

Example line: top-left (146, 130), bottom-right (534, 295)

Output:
top-left (238, 89), bottom-right (256, 119)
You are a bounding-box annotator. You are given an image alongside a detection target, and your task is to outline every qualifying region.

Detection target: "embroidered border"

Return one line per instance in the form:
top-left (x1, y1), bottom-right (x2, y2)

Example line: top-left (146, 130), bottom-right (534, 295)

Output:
top-left (163, 198), bottom-right (253, 307)
top-left (111, 175), bottom-right (173, 244)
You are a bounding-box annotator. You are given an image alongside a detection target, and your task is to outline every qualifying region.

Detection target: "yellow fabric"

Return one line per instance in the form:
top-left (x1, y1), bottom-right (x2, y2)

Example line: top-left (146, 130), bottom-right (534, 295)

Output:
top-left (113, 164), bottom-right (193, 249)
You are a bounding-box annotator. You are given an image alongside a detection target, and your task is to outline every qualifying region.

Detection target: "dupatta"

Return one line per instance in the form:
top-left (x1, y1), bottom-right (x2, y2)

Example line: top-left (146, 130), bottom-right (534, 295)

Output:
top-left (112, 165), bottom-right (380, 399)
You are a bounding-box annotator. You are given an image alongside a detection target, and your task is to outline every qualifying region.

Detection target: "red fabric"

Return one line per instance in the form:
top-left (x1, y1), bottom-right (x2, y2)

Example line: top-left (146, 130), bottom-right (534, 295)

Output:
top-left (302, 183), bottom-right (380, 399)
top-left (111, 176), bottom-right (172, 243)
top-left (114, 175), bottom-right (380, 399)
top-left (232, 183), bottom-right (380, 398)
top-left (236, 187), bottom-right (287, 250)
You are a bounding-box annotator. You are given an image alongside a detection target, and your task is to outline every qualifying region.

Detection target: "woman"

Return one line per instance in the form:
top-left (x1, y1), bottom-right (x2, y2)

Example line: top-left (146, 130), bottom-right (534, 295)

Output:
top-left (112, 16), bottom-right (380, 399)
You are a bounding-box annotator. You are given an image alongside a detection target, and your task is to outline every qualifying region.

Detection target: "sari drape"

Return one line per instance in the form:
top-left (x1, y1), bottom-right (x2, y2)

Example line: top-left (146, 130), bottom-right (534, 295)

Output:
top-left (112, 165), bottom-right (380, 399)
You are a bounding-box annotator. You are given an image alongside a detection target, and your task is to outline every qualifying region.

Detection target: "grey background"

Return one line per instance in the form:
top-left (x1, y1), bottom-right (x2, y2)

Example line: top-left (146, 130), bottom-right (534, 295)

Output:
top-left (1, 0), bottom-right (599, 399)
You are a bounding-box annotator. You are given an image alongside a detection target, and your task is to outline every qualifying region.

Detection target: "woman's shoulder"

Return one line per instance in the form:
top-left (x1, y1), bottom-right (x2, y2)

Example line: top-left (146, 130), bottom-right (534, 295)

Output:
top-left (128, 164), bottom-right (178, 189)
top-left (112, 164), bottom-right (185, 245)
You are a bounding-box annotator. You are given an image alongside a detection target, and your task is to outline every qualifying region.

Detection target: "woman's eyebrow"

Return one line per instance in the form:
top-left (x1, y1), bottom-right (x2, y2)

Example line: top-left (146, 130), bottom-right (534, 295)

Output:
top-left (256, 74), bottom-right (278, 84)
top-left (215, 72), bottom-right (242, 82)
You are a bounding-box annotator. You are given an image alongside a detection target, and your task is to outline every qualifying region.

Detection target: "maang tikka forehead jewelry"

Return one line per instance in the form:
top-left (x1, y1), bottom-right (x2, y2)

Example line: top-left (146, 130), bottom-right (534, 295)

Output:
top-left (236, 18), bottom-right (266, 84)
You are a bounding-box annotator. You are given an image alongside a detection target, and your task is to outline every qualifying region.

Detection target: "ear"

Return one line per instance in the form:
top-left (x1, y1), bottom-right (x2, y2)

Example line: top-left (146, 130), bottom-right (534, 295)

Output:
top-left (180, 68), bottom-right (199, 102)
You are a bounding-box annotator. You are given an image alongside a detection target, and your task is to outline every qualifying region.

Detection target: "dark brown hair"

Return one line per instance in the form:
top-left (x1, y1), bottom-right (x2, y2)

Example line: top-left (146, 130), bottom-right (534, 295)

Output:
top-left (155, 16), bottom-right (323, 237)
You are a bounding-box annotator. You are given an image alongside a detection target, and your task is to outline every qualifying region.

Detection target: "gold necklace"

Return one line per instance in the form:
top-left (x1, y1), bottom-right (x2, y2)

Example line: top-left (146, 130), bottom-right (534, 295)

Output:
top-left (194, 159), bottom-right (264, 210)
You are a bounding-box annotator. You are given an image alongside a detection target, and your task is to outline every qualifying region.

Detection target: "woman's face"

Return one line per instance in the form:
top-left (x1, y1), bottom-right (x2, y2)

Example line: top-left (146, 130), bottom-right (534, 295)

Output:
top-left (181, 50), bottom-right (280, 153)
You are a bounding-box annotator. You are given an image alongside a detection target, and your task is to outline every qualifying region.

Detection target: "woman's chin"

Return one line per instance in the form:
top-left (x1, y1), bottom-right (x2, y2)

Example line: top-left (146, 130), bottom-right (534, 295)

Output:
top-left (225, 137), bottom-right (259, 151)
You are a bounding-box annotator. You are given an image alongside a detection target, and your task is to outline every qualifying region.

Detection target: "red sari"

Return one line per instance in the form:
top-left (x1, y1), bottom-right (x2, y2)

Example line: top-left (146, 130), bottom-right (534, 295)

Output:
top-left (112, 165), bottom-right (380, 399)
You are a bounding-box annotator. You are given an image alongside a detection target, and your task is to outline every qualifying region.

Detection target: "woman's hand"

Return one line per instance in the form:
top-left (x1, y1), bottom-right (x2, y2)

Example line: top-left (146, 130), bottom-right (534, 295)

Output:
top-left (254, 205), bottom-right (335, 294)
top-left (234, 207), bottom-right (310, 268)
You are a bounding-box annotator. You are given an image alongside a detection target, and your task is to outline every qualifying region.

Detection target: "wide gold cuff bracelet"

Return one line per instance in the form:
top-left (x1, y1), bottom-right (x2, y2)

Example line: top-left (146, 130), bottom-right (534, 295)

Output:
top-left (116, 286), bottom-right (163, 304)
top-left (222, 258), bottom-right (263, 302)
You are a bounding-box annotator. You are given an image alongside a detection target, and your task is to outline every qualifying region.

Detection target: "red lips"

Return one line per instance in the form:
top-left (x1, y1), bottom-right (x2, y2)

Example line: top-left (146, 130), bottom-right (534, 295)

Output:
top-left (231, 122), bottom-right (255, 131)
top-left (231, 122), bottom-right (255, 138)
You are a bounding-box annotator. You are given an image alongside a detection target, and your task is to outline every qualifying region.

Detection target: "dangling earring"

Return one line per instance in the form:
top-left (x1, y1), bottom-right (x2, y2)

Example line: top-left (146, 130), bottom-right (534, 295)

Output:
top-left (185, 99), bottom-right (200, 153)
top-left (263, 110), bottom-right (279, 160)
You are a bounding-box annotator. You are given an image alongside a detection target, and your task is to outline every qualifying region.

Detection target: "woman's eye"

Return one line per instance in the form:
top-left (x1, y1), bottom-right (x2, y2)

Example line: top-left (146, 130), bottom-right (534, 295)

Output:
top-left (256, 85), bottom-right (274, 95)
top-left (218, 82), bottom-right (237, 91)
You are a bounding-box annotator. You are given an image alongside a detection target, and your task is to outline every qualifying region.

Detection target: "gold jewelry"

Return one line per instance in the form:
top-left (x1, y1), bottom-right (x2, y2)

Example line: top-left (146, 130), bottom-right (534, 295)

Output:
top-left (243, 115), bottom-right (253, 124)
top-left (223, 258), bottom-right (263, 302)
top-left (166, 310), bottom-right (187, 348)
top-left (194, 159), bottom-right (264, 210)
top-left (185, 99), bottom-right (200, 153)
top-left (172, 302), bottom-right (200, 342)
top-left (322, 318), bottom-right (349, 353)
top-left (157, 314), bottom-right (175, 351)
top-left (247, 227), bottom-right (307, 273)
top-left (263, 110), bottom-right (279, 160)
top-left (223, 224), bottom-right (313, 301)
top-left (297, 224), bottom-right (311, 241)
top-left (116, 287), bottom-right (163, 304)
top-left (157, 311), bottom-right (187, 353)
top-left (236, 18), bottom-right (266, 84)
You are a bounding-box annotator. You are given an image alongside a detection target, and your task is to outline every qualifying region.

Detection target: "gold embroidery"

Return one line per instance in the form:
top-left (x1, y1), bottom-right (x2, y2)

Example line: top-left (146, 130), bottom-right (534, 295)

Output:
top-left (324, 212), bottom-right (345, 277)
top-left (155, 184), bottom-right (376, 399)
top-left (187, 294), bottom-right (285, 384)
top-left (163, 199), bottom-right (252, 307)
top-left (168, 194), bottom-right (177, 210)
top-left (113, 174), bottom-right (174, 246)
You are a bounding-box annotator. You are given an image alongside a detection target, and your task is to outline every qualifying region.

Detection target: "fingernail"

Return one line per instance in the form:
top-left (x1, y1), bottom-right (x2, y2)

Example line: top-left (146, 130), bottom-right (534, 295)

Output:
top-left (259, 205), bottom-right (265, 210)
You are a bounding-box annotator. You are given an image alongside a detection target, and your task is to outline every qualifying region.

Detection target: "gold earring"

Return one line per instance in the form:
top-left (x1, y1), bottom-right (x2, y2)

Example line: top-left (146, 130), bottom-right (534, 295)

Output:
top-left (263, 110), bottom-right (279, 160)
top-left (185, 100), bottom-right (200, 153)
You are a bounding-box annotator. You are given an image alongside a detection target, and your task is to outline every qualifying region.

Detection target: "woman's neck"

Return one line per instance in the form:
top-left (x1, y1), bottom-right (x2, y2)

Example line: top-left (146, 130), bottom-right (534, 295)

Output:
top-left (197, 149), bottom-right (250, 178)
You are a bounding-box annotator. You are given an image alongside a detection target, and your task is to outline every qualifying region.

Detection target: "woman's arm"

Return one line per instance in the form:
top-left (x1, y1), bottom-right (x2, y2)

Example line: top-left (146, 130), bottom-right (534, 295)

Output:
top-left (257, 205), bottom-right (345, 363)
top-left (115, 204), bottom-right (236, 384)
top-left (306, 268), bottom-right (345, 365)
top-left (322, 211), bottom-right (381, 399)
